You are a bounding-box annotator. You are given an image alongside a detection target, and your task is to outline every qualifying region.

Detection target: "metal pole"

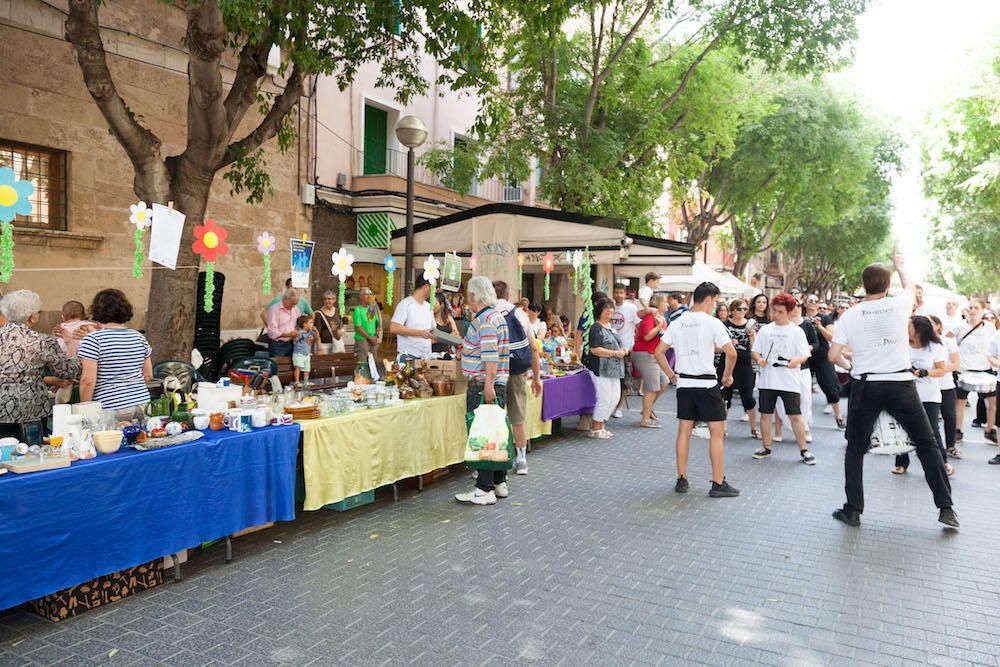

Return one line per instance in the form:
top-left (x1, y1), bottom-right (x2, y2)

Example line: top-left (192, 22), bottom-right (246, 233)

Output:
top-left (404, 146), bottom-right (416, 295)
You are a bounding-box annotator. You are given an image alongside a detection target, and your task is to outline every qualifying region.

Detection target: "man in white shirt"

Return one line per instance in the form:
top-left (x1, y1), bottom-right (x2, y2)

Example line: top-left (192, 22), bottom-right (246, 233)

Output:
top-left (637, 272), bottom-right (660, 315)
top-left (941, 299), bottom-right (963, 335)
top-left (389, 276), bottom-right (436, 360)
top-left (611, 284), bottom-right (641, 419)
top-left (494, 281), bottom-right (542, 475)
top-left (828, 250), bottom-right (957, 528)
top-left (751, 293), bottom-right (816, 465)
top-left (662, 282), bottom-right (738, 498)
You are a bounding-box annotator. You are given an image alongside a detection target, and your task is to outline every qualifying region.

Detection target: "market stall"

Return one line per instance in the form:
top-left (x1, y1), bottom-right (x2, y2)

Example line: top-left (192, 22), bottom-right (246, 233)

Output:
top-left (540, 371), bottom-right (597, 422)
top-left (298, 382), bottom-right (549, 511)
top-left (0, 425), bottom-right (300, 612)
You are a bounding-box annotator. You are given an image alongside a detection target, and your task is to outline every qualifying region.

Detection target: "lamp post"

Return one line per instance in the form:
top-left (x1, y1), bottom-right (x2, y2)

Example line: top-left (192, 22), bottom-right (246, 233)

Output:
top-left (395, 115), bottom-right (428, 294)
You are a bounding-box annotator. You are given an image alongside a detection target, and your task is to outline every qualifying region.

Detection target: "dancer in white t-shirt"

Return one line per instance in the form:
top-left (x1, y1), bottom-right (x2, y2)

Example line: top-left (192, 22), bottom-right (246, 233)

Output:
top-left (828, 250), bottom-right (957, 528)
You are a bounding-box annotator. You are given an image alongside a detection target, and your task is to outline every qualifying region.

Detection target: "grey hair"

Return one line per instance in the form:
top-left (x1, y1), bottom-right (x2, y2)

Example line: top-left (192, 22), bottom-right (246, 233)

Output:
top-left (467, 276), bottom-right (497, 307)
top-left (0, 289), bottom-right (42, 324)
top-left (283, 288), bottom-right (298, 300)
top-left (648, 293), bottom-right (665, 309)
top-left (323, 290), bottom-right (336, 299)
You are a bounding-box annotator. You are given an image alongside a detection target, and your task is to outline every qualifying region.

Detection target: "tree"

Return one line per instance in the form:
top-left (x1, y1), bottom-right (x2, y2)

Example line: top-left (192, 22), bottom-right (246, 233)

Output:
top-left (478, 0), bottom-right (867, 233)
top-left (65, 0), bottom-right (503, 360)
top-left (923, 52), bottom-right (1000, 295)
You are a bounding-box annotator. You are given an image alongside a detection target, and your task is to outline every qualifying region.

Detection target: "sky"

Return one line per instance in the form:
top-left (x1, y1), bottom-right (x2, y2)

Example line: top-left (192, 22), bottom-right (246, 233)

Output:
top-left (835, 0), bottom-right (1000, 280)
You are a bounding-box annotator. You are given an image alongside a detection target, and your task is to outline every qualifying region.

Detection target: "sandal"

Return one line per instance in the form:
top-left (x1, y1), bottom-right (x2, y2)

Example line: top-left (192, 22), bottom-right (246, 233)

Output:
top-left (639, 421), bottom-right (662, 429)
top-left (945, 463), bottom-right (955, 476)
top-left (588, 429), bottom-right (612, 439)
top-left (892, 466), bottom-right (907, 475)
top-left (750, 429), bottom-right (760, 440)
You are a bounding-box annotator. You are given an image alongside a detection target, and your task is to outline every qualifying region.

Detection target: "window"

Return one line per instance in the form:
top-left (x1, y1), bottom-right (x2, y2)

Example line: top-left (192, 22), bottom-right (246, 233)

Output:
top-left (0, 141), bottom-right (67, 230)
top-left (363, 105), bottom-right (388, 175)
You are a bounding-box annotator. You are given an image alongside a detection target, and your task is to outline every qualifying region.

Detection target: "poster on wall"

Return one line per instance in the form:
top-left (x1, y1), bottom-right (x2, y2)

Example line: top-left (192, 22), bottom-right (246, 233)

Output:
top-left (149, 203), bottom-right (185, 270)
top-left (441, 253), bottom-right (462, 293)
top-left (290, 238), bottom-right (315, 289)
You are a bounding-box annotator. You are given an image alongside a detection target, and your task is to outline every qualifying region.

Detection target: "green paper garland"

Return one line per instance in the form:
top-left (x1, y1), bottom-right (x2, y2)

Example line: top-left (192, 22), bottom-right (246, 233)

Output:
top-left (581, 249), bottom-right (594, 354)
top-left (544, 272), bottom-right (550, 300)
top-left (386, 270), bottom-right (394, 307)
top-left (429, 283), bottom-right (436, 311)
top-left (517, 266), bottom-right (523, 293)
top-left (262, 254), bottom-right (272, 295)
top-left (204, 262), bottom-right (215, 313)
top-left (338, 280), bottom-right (346, 313)
top-left (571, 273), bottom-right (577, 295)
top-left (132, 227), bottom-right (144, 279)
top-left (0, 222), bottom-right (13, 283)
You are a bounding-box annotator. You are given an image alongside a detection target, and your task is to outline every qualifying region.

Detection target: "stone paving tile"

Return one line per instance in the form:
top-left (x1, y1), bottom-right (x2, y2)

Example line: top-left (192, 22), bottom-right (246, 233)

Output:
top-left (4, 393), bottom-right (1000, 665)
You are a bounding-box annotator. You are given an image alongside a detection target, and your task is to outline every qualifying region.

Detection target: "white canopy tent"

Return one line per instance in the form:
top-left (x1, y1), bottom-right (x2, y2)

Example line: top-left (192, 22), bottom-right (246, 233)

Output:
top-left (656, 262), bottom-right (756, 299)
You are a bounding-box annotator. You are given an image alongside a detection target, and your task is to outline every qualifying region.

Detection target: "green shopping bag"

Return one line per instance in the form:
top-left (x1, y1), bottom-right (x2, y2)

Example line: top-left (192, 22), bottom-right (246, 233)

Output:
top-left (464, 398), bottom-right (515, 471)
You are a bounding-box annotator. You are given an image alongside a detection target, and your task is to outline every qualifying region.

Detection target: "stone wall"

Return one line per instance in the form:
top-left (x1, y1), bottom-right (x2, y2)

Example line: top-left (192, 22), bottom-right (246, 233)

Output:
top-left (0, 0), bottom-right (310, 333)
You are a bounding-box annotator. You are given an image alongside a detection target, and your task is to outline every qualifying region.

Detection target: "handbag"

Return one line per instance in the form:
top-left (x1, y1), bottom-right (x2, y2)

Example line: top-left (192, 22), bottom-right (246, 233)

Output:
top-left (464, 396), bottom-right (514, 471)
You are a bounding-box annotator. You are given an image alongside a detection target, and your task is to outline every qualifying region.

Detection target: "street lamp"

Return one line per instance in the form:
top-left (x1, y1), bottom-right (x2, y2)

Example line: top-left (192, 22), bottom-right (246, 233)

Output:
top-left (395, 115), bottom-right (428, 294)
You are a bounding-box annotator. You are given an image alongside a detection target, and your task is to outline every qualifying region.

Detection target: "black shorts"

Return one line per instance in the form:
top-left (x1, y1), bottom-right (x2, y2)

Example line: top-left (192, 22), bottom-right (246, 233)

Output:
top-left (676, 386), bottom-right (727, 422)
top-left (955, 386), bottom-right (996, 400)
top-left (758, 388), bottom-right (801, 415)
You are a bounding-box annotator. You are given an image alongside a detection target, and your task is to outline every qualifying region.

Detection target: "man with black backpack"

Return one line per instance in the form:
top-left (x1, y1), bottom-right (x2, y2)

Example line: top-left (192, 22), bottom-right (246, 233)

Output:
top-left (494, 281), bottom-right (542, 475)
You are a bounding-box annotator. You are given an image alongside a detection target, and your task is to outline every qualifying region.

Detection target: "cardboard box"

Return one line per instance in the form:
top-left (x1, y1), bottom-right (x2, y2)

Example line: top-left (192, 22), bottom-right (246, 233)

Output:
top-left (424, 359), bottom-right (462, 381)
top-left (26, 560), bottom-right (163, 622)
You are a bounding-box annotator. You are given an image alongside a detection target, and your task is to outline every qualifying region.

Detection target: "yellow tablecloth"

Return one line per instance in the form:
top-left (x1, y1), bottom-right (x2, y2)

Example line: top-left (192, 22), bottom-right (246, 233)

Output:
top-left (298, 381), bottom-right (550, 510)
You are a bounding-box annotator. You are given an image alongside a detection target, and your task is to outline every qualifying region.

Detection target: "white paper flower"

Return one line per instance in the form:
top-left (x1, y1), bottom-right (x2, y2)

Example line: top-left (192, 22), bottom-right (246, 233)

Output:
top-left (572, 249), bottom-right (584, 269)
top-left (332, 248), bottom-right (354, 281)
top-left (129, 201), bottom-right (153, 229)
top-left (422, 255), bottom-right (441, 283)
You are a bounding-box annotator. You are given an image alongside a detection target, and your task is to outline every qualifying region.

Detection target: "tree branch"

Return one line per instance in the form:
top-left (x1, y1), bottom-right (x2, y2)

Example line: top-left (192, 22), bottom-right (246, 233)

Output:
top-left (219, 63), bottom-right (305, 170)
top-left (64, 0), bottom-right (169, 196)
top-left (224, 36), bottom-right (274, 133)
top-left (184, 0), bottom-right (230, 168)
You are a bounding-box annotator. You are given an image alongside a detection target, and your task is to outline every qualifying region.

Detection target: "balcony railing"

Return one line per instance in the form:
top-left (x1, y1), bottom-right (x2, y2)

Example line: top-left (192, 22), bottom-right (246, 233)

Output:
top-left (359, 148), bottom-right (523, 203)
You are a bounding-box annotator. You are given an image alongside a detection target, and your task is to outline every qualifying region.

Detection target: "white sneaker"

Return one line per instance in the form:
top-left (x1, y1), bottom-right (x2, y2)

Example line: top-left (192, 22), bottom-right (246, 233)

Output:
top-left (692, 425), bottom-right (710, 440)
top-left (471, 470), bottom-right (478, 480)
top-left (515, 459), bottom-right (528, 475)
top-left (806, 433), bottom-right (813, 443)
top-left (455, 488), bottom-right (497, 505)
top-left (823, 405), bottom-right (833, 415)
top-left (740, 414), bottom-right (749, 422)
top-left (494, 482), bottom-right (509, 498)
top-left (613, 410), bottom-right (624, 419)
top-left (773, 435), bottom-right (783, 443)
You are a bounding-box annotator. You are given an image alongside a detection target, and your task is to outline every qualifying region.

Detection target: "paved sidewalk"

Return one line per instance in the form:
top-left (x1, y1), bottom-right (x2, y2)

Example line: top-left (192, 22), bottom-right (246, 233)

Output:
top-left (3, 392), bottom-right (1000, 666)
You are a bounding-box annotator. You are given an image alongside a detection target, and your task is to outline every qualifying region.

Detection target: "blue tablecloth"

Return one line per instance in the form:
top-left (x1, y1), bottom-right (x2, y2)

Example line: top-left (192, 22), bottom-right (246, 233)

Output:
top-left (0, 425), bottom-right (301, 611)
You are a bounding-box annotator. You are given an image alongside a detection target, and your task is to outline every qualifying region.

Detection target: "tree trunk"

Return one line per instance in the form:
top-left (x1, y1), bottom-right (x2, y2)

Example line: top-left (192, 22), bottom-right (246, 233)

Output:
top-left (145, 165), bottom-right (210, 363)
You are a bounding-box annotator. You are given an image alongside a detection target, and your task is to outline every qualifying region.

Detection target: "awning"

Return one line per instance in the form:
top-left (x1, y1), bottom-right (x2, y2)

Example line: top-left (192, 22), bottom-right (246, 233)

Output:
top-left (613, 232), bottom-right (695, 278)
top-left (658, 262), bottom-right (756, 298)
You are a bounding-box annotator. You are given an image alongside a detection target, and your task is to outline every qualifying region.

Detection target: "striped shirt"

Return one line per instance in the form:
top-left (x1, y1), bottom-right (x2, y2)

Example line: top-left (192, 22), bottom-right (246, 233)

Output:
top-left (461, 307), bottom-right (510, 384)
top-left (77, 328), bottom-right (152, 410)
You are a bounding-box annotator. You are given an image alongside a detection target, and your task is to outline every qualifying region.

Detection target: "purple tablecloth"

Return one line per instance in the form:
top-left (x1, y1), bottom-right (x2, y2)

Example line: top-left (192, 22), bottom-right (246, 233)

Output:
top-left (541, 372), bottom-right (596, 422)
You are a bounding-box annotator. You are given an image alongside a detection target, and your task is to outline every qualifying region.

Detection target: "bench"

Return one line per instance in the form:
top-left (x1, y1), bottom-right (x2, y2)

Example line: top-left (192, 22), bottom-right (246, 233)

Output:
top-left (273, 353), bottom-right (357, 388)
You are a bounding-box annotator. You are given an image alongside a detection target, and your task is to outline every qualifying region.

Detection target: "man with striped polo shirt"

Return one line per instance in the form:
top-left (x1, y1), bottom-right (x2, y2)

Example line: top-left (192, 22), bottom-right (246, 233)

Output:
top-left (455, 276), bottom-right (511, 506)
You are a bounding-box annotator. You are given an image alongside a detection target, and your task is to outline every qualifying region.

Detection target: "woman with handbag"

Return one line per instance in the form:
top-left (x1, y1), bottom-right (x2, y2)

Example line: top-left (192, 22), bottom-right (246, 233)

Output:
top-left (315, 291), bottom-right (345, 354)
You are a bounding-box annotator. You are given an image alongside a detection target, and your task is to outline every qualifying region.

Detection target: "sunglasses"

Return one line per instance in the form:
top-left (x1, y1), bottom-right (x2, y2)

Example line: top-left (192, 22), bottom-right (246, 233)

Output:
top-left (734, 307), bottom-right (749, 311)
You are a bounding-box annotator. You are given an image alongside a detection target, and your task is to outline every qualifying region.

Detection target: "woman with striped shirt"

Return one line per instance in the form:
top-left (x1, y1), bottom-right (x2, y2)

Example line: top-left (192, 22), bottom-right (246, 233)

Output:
top-left (78, 289), bottom-right (152, 418)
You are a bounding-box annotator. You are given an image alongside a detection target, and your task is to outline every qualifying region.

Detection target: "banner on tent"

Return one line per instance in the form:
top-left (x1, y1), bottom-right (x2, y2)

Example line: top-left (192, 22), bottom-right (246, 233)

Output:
top-left (472, 219), bottom-right (518, 294)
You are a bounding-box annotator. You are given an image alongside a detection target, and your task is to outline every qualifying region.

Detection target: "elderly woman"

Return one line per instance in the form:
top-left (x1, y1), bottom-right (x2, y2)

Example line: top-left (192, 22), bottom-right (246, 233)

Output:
top-left (315, 290), bottom-right (345, 354)
top-left (0, 290), bottom-right (80, 440)
top-left (78, 289), bottom-right (152, 418)
top-left (587, 296), bottom-right (627, 439)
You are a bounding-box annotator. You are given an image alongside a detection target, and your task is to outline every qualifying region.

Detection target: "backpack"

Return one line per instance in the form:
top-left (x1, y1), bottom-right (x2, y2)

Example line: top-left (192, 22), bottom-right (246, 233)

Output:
top-left (501, 308), bottom-right (532, 375)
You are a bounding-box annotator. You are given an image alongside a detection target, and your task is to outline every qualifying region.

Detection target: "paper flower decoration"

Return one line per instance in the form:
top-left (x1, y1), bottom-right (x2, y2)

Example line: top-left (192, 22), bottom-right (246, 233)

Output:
top-left (423, 255), bottom-right (441, 308)
top-left (129, 202), bottom-right (153, 230)
top-left (571, 249), bottom-right (584, 294)
top-left (192, 218), bottom-right (229, 313)
top-left (542, 252), bottom-right (554, 300)
top-left (517, 253), bottom-right (524, 292)
top-left (332, 247), bottom-right (355, 311)
top-left (383, 254), bottom-right (396, 307)
top-left (0, 166), bottom-right (33, 283)
top-left (257, 231), bottom-right (275, 295)
top-left (581, 247), bottom-right (594, 354)
top-left (0, 166), bottom-right (33, 224)
top-left (469, 255), bottom-right (478, 271)
top-left (127, 201), bottom-right (153, 279)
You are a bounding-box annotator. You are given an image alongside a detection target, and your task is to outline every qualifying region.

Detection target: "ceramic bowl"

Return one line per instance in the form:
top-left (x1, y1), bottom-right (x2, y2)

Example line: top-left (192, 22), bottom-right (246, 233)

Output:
top-left (93, 430), bottom-right (123, 454)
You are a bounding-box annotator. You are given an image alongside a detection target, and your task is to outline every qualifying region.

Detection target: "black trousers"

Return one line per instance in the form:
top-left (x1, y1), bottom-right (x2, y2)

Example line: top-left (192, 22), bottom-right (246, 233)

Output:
top-left (722, 360), bottom-right (756, 411)
top-left (896, 402), bottom-right (946, 469)
top-left (940, 388), bottom-right (957, 449)
top-left (844, 380), bottom-right (952, 513)
top-left (812, 356), bottom-right (841, 405)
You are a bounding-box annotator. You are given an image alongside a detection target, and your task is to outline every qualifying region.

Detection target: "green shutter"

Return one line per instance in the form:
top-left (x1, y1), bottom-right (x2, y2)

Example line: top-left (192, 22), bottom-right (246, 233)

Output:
top-left (357, 212), bottom-right (395, 248)
top-left (363, 105), bottom-right (387, 175)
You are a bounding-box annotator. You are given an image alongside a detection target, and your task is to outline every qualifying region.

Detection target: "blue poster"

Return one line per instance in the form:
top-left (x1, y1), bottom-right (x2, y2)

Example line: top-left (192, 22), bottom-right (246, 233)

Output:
top-left (289, 238), bottom-right (315, 289)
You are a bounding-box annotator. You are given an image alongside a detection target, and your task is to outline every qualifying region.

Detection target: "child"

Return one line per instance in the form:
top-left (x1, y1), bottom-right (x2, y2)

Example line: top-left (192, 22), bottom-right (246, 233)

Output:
top-left (54, 301), bottom-right (92, 356)
top-left (292, 314), bottom-right (317, 384)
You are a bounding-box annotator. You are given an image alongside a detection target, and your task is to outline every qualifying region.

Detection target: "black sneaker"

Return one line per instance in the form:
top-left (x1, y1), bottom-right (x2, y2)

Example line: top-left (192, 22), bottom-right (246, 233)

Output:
top-left (938, 507), bottom-right (960, 528)
top-left (800, 450), bottom-right (816, 465)
top-left (956, 429), bottom-right (964, 442)
top-left (674, 476), bottom-right (689, 494)
top-left (709, 479), bottom-right (740, 497)
top-left (989, 455), bottom-right (1000, 465)
top-left (832, 509), bottom-right (861, 527)
top-left (752, 446), bottom-right (772, 460)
